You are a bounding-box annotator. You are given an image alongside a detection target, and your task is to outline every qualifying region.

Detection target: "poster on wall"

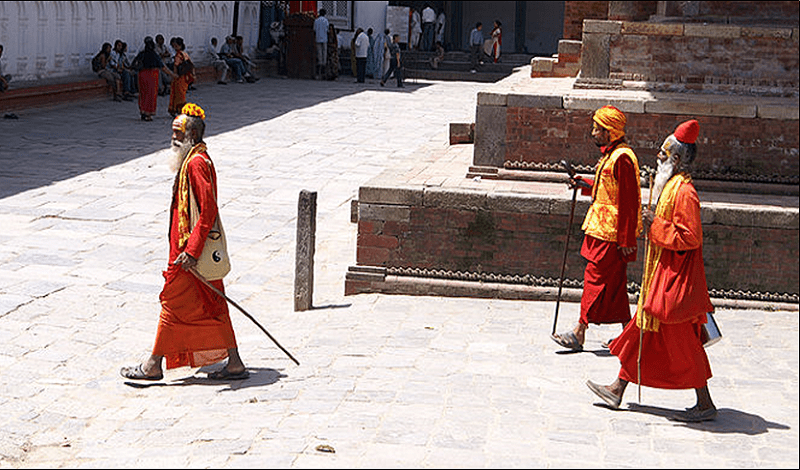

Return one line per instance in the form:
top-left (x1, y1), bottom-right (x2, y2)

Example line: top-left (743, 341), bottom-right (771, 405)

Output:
top-left (385, 6), bottom-right (410, 44)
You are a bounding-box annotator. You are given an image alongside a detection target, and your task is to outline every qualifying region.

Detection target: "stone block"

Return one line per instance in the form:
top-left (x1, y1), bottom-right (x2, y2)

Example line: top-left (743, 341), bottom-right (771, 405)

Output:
top-left (358, 203), bottom-right (411, 222)
top-left (644, 100), bottom-right (756, 118)
top-left (582, 20), bottom-right (622, 34)
top-left (531, 57), bottom-right (555, 73)
top-left (563, 95), bottom-right (646, 114)
top-left (757, 105), bottom-right (799, 121)
top-left (507, 94), bottom-right (563, 109)
top-left (580, 33), bottom-right (610, 79)
top-left (359, 186), bottom-right (424, 205)
top-left (449, 123), bottom-right (475, 145)
top-left (684, 24), bottom-right (741, 38)
top-left (473, 104), bottom-right (507, 168)
top-left (740, 27), bottom-right (793, 40)
top-left (487, 192), bottom-right (551, 215)
top-left (477, 92), bottom-right (508, 106)
top-left (423, 187), bottom-right (488, 211)
top-left (620, 22), bottom-right (683, 36)
top-left (557, 39), bottom-right (582, 56)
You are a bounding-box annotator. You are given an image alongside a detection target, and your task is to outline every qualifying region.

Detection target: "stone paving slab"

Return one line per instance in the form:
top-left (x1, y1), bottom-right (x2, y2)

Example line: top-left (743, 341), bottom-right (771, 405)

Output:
top-left (0, 76), bottom-right (798, 468)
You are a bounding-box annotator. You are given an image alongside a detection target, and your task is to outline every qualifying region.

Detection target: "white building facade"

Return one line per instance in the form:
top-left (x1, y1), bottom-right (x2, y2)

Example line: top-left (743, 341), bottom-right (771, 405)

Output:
top-left (0, 1), bottom-right (262, 83)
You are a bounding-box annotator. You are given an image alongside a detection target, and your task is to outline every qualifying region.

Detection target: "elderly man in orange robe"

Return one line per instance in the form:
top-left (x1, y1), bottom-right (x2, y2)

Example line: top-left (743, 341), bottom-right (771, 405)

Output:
top-left (121, 103), bottom-right (248, 381)
top-left (552, 105), bottom-right (642, 351)
top-left (587, 120), bottom-right (717, 422)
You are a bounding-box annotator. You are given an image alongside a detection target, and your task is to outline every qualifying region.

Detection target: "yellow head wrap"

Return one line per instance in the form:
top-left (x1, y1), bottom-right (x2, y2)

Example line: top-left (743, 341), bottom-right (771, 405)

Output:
top-left (181, 103), bottom-right (206, 121)
top-left (593, 105), bottom-right (626, 142)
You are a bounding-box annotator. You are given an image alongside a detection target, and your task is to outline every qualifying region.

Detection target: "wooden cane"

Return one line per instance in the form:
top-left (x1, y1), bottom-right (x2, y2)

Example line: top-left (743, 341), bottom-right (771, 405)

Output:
top-left (637, 172), bottom-right (654, 403)
top-left (188, 267), bottom-right (300, 366)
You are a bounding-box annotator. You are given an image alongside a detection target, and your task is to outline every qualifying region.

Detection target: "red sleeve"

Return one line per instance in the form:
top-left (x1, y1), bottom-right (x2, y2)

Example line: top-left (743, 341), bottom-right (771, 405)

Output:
top-left (579, 178), bottom-right (593, 197)
top-left (615, 154), bottom-right (639, 248)
top-left (649, 183), bottom-right (702, 251)
top-left (184, 155), bottom-right (219, 260)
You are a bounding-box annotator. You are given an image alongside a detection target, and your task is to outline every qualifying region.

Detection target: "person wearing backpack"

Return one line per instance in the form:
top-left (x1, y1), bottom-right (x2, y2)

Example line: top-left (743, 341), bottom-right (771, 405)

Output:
top-left (93, 42), bottom-right (126, 101)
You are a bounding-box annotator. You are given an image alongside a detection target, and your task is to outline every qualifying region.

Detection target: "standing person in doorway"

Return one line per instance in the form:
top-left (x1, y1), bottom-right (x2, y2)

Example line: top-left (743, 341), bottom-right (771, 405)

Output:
top-left (354, 27), bottom-right (369, 83)
top-left (469, 22), bottom-right (484, 73)
top-left (313, 8), bottom-right (329, 80)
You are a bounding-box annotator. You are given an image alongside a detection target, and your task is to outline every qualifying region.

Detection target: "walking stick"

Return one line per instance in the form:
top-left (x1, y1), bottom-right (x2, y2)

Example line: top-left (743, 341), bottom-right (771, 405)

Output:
top-left (552, 161), bottom-right (591, 336)
top-left (637, 172), bottom-right (654, 403)
top-left (188, 267), bottom-right (301, 366)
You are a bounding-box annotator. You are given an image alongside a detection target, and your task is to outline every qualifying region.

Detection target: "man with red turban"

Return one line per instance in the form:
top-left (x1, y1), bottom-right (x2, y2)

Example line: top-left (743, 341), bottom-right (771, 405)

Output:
top-left (587, 119), bottom-right (718, 422)
top-left (120, 103), bottom-right (248, 381)
top-left (552, 105), bottom-right (642, 351)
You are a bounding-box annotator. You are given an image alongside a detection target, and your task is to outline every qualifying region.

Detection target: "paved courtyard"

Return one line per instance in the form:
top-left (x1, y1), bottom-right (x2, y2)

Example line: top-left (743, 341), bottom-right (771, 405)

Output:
top-left (0, 74), bottom-right (797, 468)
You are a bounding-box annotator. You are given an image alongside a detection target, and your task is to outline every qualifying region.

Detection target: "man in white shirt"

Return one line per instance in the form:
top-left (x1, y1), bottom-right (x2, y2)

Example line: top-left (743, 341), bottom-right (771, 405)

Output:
top-left (354, 28), bottom-right (369, 83)
top-left (313, 8), bottom-right (329, 80)
top-left (421, 5), bottom-right (436, 51)
top-left (435, 10), bottom-right (446, 46)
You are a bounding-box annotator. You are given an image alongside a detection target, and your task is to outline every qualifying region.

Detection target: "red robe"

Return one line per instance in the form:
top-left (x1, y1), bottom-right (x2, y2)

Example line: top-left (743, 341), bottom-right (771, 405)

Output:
top-left (610, 176), bottom-right (713, 389)
top-left (152, 146), bottom-right (237, 369)
top-left (579, 143), bottom-right (639, 325)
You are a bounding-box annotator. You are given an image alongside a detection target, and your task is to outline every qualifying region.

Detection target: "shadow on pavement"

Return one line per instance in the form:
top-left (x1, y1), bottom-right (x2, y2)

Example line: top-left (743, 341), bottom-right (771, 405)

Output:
top-left (123, 366), bottom-right (287, 391)
top-left (0, 78), bottom-right (432, 199)
top-left (626, 403), bottom-right (790, 435)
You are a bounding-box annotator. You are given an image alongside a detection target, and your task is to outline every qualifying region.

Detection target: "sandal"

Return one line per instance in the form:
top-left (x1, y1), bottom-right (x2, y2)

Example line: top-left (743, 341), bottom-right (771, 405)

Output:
top-left (120, 364), bottom-right (163, 381)
top-left (601, 337), bottom-right (616, 349)
top-left (207, 368), bottom-right (249, 381)
top-left (551, 331), bottom-right (583, 351)
top-left (586, 380), bottom-right (622, 409)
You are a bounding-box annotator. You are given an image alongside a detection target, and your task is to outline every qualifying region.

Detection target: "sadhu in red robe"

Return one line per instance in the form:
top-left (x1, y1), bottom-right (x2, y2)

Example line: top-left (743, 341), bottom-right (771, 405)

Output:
top-left (610, 173), bottom-right (714, 389)
top-left (153, 143), bottom-right (238, 369)
top-left (578, 140), bottom-right (643, 326)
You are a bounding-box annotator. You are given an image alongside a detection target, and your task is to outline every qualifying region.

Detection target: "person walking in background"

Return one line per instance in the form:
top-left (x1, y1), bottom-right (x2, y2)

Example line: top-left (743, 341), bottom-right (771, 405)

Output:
top-left (552, 106), bottom-right (642, 352)
top-left (587, 120), bottom-right (718, 423)
top-left (134, 36), bottom-right (176, 121)
top-left (313, 8), bottom-right (329, 80)
top-left (380, 34), bottom-right (404, 88)
top-left (120, 103), bottom-right (248, 382)
top-left (354, 27), bottom-right (369, 83)
top-left (168, 37), bottom-right (194, 117)
top-left (469, 22), bottom-right (484, 73)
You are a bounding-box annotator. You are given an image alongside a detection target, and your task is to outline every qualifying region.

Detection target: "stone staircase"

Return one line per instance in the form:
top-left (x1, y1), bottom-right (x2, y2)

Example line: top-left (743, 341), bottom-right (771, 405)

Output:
top-left (402, 50), bottom-right (536, 83)
top-left (529, 39), bottom-right (581, 78)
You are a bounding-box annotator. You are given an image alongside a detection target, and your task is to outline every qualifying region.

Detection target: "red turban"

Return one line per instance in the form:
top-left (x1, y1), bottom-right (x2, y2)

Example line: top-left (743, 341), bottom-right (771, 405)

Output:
top-left (674, 119), bottom-right (699, 144)
top-left (593, 106), bottom-right (627, 142)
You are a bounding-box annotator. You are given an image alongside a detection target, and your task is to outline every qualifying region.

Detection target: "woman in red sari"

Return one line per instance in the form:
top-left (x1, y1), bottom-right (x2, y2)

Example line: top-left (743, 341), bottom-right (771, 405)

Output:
top-left (134, 37), bottom-right (176, 121)
top-left (169, 37), bottom-right (194, 117)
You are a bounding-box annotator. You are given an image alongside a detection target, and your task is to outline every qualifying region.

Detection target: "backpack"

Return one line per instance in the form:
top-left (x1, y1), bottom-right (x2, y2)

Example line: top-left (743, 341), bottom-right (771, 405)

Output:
top-left (91, 52), bottom-right (104, 73)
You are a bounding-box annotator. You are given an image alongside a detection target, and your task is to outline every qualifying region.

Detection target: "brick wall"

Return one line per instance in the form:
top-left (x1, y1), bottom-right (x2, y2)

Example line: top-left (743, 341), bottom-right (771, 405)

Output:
top-left (608, 27), bottom-right (799, 88)
top-left (666, 1), bottom-right (799, 22)
top-left (352, 189), bottom-right (799, 296)
top-left (504, 107), bottom-right (800, 178)
top-left (562, 1), bottom-right (608, 40)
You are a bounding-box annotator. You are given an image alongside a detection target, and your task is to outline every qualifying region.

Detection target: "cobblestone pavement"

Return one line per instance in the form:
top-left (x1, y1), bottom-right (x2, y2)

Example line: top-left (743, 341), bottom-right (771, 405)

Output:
top-left (0, 75), bottom-right (797, 468)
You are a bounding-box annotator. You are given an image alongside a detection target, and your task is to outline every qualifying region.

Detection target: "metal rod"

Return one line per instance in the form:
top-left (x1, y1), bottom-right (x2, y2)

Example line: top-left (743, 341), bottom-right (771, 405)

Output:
top-left (552, 185), bottom-right (579, 336)
top-left (188, 267), bottom-right (300, 366)
top-left (638, 172), bottom-right (654, 404)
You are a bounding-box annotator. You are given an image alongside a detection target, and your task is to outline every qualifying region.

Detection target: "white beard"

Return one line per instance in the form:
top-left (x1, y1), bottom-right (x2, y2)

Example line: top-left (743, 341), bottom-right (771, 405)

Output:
top-left (168, 138), bottom-right (192, 173)
top-left (652, 156), bottom-right (677, 202)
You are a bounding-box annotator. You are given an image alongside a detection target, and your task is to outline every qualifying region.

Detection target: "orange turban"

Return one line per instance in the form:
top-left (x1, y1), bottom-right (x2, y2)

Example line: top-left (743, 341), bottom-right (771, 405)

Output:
top-left (593, 105), bottom-right (626, 142)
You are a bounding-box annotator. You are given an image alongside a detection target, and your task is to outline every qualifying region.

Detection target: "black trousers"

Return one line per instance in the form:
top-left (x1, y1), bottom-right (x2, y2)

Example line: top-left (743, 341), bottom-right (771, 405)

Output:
top-left (356, 57), bottom-right (367, 83)
top-left (381, 58), bottom-right (403, 86)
